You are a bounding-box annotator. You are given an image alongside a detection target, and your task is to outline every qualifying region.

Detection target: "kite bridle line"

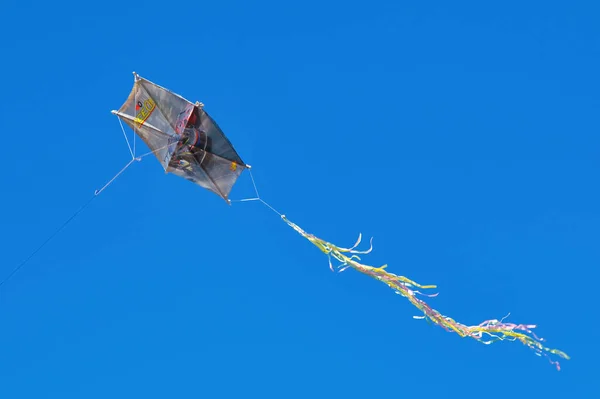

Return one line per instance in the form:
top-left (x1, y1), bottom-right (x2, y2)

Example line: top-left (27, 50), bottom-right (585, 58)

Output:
top-left (229, 167), bottom-right (283, 217)
top-left (95, 116), bottom-right (176, 195)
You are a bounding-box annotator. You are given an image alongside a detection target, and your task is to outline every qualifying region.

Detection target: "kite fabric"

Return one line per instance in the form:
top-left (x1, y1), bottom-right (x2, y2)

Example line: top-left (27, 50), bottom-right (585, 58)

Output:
top-left (111, 72), bottom-right (569, 371)
top-left (112, 72), bottom-right (248, 203)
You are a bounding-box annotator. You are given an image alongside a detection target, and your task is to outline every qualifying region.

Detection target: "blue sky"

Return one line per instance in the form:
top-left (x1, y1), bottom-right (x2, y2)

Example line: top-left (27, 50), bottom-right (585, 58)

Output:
top-left (1, 0), bottom-right (599, 397)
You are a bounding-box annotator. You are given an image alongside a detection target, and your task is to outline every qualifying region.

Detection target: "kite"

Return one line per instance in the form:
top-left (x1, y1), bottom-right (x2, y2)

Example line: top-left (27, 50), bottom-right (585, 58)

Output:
top-left (1, 72), bottom-right (570, 371)
top-left (110, 72), bottom-right (569, 370)
top-left (111, 73), bottom-right (248, 202)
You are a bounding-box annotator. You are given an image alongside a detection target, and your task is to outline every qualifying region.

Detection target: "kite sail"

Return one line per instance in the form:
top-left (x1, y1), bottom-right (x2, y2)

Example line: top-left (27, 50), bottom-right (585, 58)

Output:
top-left (107, 72), bottom-right (570, 370)
top-left (112, 72), bottom-right (248, 203)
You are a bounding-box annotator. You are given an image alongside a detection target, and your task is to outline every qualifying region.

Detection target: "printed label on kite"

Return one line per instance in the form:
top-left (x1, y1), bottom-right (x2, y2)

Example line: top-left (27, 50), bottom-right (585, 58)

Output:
top-left (134, 97), bottom-right (156, 127)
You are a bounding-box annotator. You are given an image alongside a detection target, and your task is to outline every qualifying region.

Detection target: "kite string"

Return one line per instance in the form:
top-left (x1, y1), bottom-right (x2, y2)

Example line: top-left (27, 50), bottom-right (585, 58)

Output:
top-left (230, 168), bottom-right (283, 217)
top-left (118, 116), bottom-right (135, 160)
top-left (95, 141), bottom-right (173, 195)
top-left (0, 105), bottom-right (173, 289)
top-left (258, 198), bottom-right (282, 217)
top-left (0, 194), bottom-right (96, 288)
top-left (0, 157), bottom-right (142, 289)
top-left (94, 158), bottom-right (137, 196)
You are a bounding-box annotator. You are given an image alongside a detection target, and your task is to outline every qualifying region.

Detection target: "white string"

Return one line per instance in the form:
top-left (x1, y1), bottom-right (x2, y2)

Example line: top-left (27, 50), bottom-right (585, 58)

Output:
top-left (258, 198), bottom-right (283, 217)
top-left (230, 168), bottom-right (284, 217)
top-left (93, 137), bottom-right (175, 196)
top-left (94, 158), bottom-right (137, 196)
top-left (118, 117), bottom-right (135, 159)
top-left (249, 169), bottom-right (260, 197)
top-left (94, 112), bottom-right (164, 196)
top-left (0, 152), bottom-right (141, 288)
top-left (1, 111), bottom-right (172, 289)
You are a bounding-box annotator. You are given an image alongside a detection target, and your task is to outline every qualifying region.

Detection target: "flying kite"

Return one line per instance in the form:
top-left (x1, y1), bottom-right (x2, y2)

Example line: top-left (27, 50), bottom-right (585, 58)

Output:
top-left (111, 73), bottom-right (248, 202)
top-left (2, 72), bottom-right (570, 371)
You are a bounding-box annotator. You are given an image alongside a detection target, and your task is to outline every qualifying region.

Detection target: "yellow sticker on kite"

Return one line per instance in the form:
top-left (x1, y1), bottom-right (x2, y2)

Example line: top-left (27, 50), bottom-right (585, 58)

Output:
top-left (134, 98), bottom-right (156, 126)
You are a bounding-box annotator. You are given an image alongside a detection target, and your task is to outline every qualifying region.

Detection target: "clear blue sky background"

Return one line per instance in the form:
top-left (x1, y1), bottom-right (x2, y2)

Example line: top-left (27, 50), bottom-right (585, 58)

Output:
top-left (1, 1), bottom-right (598, 397)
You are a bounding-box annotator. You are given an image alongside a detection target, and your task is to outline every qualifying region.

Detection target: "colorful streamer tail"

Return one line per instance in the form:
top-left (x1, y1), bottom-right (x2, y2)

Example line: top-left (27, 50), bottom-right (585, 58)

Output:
top-left (281, 215), bottom-right (570, 370)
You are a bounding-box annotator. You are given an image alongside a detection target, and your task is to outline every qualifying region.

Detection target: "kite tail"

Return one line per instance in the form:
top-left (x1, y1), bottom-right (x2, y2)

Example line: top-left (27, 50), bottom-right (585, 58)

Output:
top-left (281, 215), bottom-right (570, 370)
